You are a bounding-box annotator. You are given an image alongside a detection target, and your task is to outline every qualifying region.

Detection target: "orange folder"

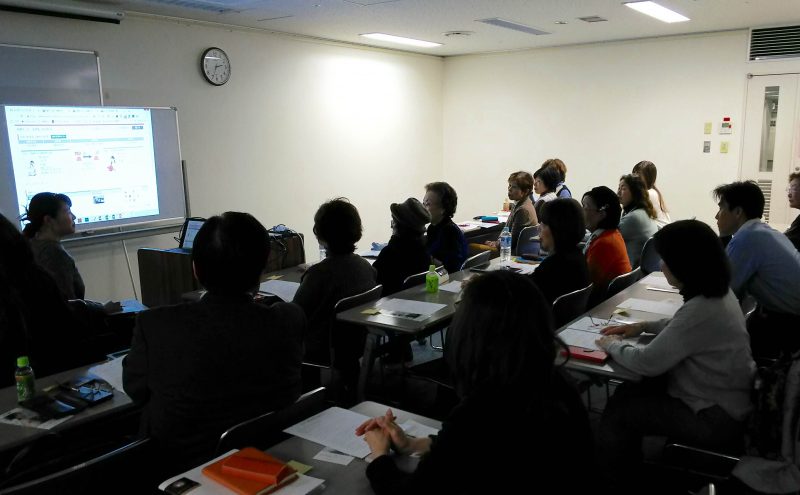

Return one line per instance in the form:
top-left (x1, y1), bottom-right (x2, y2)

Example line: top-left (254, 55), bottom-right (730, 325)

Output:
top-left (202, 448), bottom-right (298, 495)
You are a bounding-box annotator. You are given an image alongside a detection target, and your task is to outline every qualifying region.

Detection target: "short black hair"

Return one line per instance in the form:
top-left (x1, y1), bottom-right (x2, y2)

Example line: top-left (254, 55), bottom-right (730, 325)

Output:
top-left (654, 220), bottom-right (730, 299)
top-left (540, 199), bottom-right (586, 253)
top-left (534, 166), bottom-right (560, 193)
top-left (446, 271), bottom-right (564, 398)
top-left (425, 182), bottom-right (458, 219)
top-left (313, 198), bottom-right (363, 255)
top-left (582, 186), bottom-right (622, 230)
top-left (713, 181), bottom-right (764, 220)
top-left (191, 212), bottom-right (270, 295)
top-left (21, 192), bottom-right (72, 238)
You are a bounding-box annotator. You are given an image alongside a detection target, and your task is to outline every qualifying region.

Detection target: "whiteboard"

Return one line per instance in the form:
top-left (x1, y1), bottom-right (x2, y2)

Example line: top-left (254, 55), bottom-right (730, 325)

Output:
top-left (0, 43), bottom-right (102, 106)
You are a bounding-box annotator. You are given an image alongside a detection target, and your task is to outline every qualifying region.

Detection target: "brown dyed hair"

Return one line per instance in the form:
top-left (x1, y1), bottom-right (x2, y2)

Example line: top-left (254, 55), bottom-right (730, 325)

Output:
top-left (620, 174), bottom-right (657, 220)
top-left (632, 161), bottom-right (668, 214)
top-left (508, 171), bottom-right (534, 195)
top-left (541, 158), bottom-right (567, 182)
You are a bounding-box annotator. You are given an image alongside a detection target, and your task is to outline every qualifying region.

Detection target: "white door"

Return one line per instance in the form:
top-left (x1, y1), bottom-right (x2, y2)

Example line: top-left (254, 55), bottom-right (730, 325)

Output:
top-left (741, 73), bottom-right (800, 229)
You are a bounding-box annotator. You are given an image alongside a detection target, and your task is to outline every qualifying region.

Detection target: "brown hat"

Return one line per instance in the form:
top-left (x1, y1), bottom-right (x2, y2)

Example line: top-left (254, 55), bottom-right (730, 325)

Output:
top-left (391, 198), bottom-right (430, 234)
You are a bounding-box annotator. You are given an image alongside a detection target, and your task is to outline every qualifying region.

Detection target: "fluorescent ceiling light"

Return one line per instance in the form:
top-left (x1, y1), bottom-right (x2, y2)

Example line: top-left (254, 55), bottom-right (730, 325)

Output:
top-left (360, 33), bottom-right (442, 48)
top-left (624, 1), bottom-right (689, 23)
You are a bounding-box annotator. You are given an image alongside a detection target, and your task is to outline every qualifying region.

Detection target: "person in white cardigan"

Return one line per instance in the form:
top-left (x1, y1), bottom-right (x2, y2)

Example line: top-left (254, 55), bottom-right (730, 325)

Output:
top-left (617, 174), bottom-right (658, 268)
top-left (633, 160), bottom-right (671, 227)
top-left (595, 220), bottom-right (755, 491)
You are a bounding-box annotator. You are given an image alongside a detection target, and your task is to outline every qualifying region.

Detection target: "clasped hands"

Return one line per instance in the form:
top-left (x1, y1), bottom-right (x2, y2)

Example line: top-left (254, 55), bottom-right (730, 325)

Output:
top-left (595, 322), bottom-right (645, 350)
top-left (355, 409), bottom-right (419, 458)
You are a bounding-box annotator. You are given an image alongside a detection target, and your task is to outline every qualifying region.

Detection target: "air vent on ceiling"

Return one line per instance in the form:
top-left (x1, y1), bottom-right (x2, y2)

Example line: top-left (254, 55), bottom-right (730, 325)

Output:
top-left (477, 18), bottom-right (550, 36)
top-left (578, 16), bottom-right (608, 23)
top-left (750, 25), bottom-right (800, 61)
top-left (757, 179), bottom-right (772, 223)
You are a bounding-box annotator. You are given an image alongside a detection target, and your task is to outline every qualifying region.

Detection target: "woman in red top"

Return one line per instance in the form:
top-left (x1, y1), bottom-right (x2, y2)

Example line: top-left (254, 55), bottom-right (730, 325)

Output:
top-left (581, 186), bottom-right (632, 304)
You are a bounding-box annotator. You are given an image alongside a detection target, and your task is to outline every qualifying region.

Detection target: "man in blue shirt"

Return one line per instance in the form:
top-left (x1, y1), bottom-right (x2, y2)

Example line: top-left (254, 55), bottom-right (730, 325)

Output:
top-left (714, 181), bottom-right (800, 357)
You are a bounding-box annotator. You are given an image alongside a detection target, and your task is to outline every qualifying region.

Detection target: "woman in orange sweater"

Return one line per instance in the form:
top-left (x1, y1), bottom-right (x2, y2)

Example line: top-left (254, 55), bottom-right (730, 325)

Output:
top-left (581, 186), bottom-right (632, 304)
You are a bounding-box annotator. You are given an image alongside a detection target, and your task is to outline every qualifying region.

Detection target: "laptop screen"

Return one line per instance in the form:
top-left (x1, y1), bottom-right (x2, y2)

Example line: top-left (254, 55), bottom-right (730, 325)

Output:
top-left (181, 218), bottom-right (205, 250)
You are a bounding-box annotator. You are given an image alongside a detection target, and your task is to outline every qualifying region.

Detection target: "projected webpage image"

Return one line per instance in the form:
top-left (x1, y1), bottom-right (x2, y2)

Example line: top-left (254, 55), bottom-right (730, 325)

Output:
top-left (6, 106), bottom-right (160, 228)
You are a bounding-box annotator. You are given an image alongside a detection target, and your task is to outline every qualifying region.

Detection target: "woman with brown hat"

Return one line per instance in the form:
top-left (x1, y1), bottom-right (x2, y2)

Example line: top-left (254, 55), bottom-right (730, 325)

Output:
top-left (373, 198), bottom-right (432, 296)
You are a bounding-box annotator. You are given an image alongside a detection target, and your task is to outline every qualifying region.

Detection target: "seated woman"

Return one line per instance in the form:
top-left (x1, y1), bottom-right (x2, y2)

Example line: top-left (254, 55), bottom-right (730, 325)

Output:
top-left (531, 198), bottom-right (590, 304)
top-left (618, 174), bottom-right (658, 268)
top-left (532, 166), bottom-right (560, 219)
top-left (545, 158), bottom-right (572, 198)
top-left (294, 198), bottom-right (377, 389)
top-left (596, 220), bottom-right (755, 489)
top-left (22, 192), bottom-right (84, 300)
top-left (582, 186), bottom-right (632, 303)
top-left (357, 271), bottom-right (592, 494)
top-left (785, 172), bottom-right (800, 251)
top-left (0, 214), bottom-right (93, 386)
top-left (423, 182), bottom-right (467, 273)
top-left (485, 171), bottom-right (538, 255)
top-left (373, 198), bottom-right (432, 296)
top-left (633, 160), bottom-right (671, 228)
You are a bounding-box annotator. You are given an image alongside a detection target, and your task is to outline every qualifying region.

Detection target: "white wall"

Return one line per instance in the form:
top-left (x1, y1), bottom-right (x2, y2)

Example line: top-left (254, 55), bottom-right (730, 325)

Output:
top-left (0, 11), bottom-right (444, 301)
top-left (442, 31), bottom-right (800, 229)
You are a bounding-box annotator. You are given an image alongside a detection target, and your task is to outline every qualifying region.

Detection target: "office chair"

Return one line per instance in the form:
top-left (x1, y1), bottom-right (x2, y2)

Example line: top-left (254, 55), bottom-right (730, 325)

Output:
top-left (0, 438), bottom-right (151, 495)
top-left (607, 267), bottom-right (643, 298)
top-left (215, 387), bottom-right (327, 456)
top-left (640, 237), bottom-right (661, 275)
top-left (515, 224), bottom-right (542, 257)
top-left (302, 285), bottom-right (382, 404)
top-left (460, 251), bottom-right (491, 271)
top-left (402, 271), bottom-right (428, 290)
top-left (552, 283), bottom-right (593, 328)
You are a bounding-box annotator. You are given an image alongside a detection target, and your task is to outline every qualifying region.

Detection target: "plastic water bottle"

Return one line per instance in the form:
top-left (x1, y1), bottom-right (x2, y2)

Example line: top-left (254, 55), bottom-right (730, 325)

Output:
top-left (499, 227), bottom-right (512, 262)
top-left (425, 264), bottom-right (439, 293)
top-left (15, 356), bottom-right (35, 402)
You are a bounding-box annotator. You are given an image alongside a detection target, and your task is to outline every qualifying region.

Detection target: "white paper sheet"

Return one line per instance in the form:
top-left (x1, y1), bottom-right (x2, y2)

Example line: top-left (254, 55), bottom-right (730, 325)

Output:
top-left (158, 449), bottom-right (325, 494)
top-left (399, 419), bottom-right (440, 439)
top-left (439, 281), bottom-right (463, 293)
top-left (457, 221), bottom-right (497, 229)
top-left (284, 407), bottom-right (372, 459)
top-left (641, 273), bottom-right (678, 292)
top-left (558, 328), bottom-right (603, 351)
top-left (565, 316), bottom-right (618, 334)
top-left (313, 447), bottom-right (354, 466)
top-left (359, 250), bottom-right (383, 258)
top-left (378, 299), bottom-right (447, 316)
top-left (88, 357), bottom-right (125, 392)
top-left (258, 280), bottom-right (301, 302)
top-left (617, 297), bottom-right (682, 317)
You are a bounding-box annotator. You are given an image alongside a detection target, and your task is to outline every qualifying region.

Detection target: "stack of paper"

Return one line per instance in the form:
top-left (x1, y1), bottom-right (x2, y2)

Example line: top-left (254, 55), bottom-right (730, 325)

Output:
top-left (88, 357), bottom-right (125, 392)
top-left (258, 280), bottom-right (300, 302)
top-left (376, 299), bottom-right (447, 322)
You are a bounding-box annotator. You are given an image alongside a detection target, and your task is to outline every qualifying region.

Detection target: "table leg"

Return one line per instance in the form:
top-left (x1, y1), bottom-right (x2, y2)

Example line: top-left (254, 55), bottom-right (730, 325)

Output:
top-left (358, 330), bottom-right (380, 403)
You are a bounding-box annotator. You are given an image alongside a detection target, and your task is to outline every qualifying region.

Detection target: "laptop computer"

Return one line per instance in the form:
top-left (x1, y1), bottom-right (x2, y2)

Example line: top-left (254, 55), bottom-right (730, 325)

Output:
top-left (178, 217), bottom-right (206, 252)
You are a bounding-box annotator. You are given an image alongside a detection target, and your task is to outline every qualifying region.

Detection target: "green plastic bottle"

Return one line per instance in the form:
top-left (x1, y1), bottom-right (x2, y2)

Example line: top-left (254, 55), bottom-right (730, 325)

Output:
top-left (425, 264), bottom-right (439, 294)
top-left (15, 356), bottom-right (35, 402)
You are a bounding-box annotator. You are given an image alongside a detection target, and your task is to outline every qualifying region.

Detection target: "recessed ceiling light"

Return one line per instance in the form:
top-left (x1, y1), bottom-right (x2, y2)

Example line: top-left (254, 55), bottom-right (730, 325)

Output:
top-left (360, 33), bottom-right (442, 48)
top-left (623, 1), bottom-right (689, 23)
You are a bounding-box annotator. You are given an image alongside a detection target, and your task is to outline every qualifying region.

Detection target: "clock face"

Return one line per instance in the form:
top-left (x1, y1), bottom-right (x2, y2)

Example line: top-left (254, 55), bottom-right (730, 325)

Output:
top-left (201, 47), bottom-right (230, 86)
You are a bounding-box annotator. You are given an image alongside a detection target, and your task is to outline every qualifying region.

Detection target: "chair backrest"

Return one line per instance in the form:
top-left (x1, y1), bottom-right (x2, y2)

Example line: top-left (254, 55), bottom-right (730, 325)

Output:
top-left (215, 387), bottom-right (327, 456)
top-left (460, 251), bottom-right (491, 271)
top-left (606, 267), bottom-right (643, 298)
top-left (552, 283), bottom-right (593, 328)
top-left (0, 438), bottom-right (151, 495)
top-left (402, 271), bottom-right (428, 290)
top-left (334, 284), bottom-right (383, 313)
top-left (639, 236), bottom-right (661, 275)
top-left (516, 225), bottom-right (542, 256)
